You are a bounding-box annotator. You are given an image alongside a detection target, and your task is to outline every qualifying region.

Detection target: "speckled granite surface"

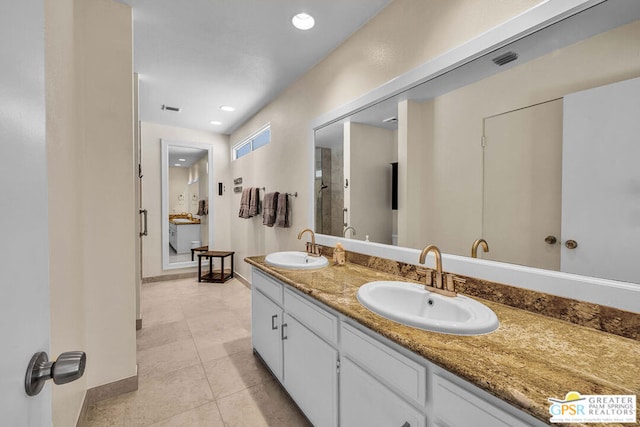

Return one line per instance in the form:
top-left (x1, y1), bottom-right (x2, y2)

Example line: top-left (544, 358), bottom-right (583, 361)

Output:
top-left (245, 256), bottom-right (640, 427)
top-left (324, 246), bottom-right (640, 341)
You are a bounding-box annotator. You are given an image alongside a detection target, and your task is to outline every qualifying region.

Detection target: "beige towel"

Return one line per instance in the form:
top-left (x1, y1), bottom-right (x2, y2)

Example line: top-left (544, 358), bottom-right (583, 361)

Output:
top-left (275, 193), bottom-right (289, 228)
top-left (238, 188), bottom-right (251, 218)
top-left (262, 192), bottom-right (279, 227)
top-left (249, 187), bottom-right (260, 217)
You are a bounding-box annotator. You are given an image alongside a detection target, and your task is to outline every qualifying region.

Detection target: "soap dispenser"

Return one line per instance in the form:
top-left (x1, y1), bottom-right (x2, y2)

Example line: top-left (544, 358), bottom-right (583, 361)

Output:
top-left (333, 242), bottom-right (346, 265)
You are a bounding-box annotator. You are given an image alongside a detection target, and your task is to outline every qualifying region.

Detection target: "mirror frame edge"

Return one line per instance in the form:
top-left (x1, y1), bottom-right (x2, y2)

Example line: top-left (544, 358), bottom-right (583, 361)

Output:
top-left (161, 138), bottom-right (215, 271)
top-left (308, 0), bottom-right (640, 313)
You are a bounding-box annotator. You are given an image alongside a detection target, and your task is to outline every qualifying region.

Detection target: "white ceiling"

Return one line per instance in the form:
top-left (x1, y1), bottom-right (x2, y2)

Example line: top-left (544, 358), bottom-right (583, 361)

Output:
top-left (119, 0), bottom-right (391, 135)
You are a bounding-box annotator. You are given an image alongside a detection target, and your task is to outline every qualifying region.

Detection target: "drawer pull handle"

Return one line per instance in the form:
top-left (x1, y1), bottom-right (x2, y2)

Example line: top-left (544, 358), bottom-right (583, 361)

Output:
top-left (271, 314), bottom-right (278, 330)
top-left (281, 323), bottom-right (288, 340)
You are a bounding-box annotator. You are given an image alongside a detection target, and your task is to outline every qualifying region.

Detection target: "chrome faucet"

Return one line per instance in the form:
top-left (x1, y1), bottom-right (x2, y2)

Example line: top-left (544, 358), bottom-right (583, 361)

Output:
top-left (298, 228), bottom-right (321, 257)
top-left (418, 244), bottom-right (462, 297)
top-left (343, 226), bottom-right (356, 238)
top-left (471, 238), bottom-right (489, 258)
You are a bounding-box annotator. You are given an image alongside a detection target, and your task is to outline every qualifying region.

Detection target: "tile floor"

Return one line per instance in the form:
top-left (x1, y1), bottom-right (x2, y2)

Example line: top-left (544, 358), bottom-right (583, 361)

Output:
top-left (85, 277), bottom-right (311, 426)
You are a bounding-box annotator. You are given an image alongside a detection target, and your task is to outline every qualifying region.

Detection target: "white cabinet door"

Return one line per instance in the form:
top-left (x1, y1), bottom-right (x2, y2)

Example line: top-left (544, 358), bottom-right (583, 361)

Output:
top-left (340, 357), bottom-right (425, 427)
top-left (251, 289), bottom-right (283, 381)
top-left (283, 315), bottom-right (338, 427)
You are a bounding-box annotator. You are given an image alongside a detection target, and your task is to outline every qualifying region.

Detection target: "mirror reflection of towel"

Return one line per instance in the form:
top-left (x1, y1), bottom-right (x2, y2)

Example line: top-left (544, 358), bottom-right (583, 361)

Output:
top-left (262, 192), bottom-right (279, 227)
top-left (238, 188), bottom-right (251, 218)
top-left (275, 193), bottom-right (289, 227)
top-left (197, 199), bottom-right (208, 216)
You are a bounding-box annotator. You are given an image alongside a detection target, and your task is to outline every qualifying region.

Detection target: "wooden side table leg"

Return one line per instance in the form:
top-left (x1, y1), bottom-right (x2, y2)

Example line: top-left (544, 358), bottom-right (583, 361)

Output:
top-left (209, 256), bottom-right (213, 281)
top-left (198, 256), bottom-right (202, 282)
top-left (231, 254), bottom-right (234, 279)
top-left (221, 257), bottom-right (225, 283)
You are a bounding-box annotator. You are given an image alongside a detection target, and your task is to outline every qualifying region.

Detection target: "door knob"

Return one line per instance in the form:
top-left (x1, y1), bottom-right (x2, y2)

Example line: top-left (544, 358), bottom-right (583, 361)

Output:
top-left (565, 240), bottom-right (578, 249)
top-left (544, 235), bottom-right (557, 245)
top-left (25, 351), bottom-right (86, 396)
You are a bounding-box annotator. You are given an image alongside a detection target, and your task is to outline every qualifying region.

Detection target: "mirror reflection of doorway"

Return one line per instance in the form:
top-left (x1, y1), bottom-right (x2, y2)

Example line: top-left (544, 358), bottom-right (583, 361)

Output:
top-left (482, 99), bottom-right (563, 270)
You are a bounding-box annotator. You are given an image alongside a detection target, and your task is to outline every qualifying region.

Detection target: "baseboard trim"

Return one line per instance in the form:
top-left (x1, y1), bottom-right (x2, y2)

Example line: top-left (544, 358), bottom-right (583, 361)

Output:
top-left (76, 370), bottom-right (138, 426)
top-left (235, 271), bottom-right (251, 289)
top-left (142, 272), bottom-right (198, 283)
top-left (76, 391), bottom-right (90, 427)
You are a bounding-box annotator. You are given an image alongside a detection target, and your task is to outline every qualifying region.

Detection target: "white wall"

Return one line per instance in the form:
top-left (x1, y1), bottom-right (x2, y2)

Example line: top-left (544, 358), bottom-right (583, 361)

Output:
top-left (46, 0), bottom-right (86, 423)
top-left (228, 0), bottom-right (544, 281)
top-left (348, 123), bottom-right (394, 244)
top-left (79, 0), bottom-right (137, 392)
top-left (46, 0), bottom-right (137, 423)
top-left (398, 99), bottom-right (433, 250)
top-left (168, 167), bottom-right (189, 213)
top-left (141, 122), bottom-right (230, 278)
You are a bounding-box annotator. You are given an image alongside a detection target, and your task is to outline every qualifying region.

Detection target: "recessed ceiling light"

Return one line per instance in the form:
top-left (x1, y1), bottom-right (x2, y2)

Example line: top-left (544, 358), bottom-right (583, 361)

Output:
top-left (174, 163), bottom-right (181, 166)
top-left (220, 105), bottom-right (235, 112)
top-left (178, 158), bottom-right (186, 162)
top-left (210, 120), bottom-right (222, 125)
top-left (292, 13), bottom-right (315, 30)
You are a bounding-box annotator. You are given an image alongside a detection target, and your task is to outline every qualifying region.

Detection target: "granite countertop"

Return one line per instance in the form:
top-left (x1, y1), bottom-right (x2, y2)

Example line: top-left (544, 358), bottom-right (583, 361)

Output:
top-left (169, 219), bottom-right (200, 225)
top-left (245, 256), bottom-right (640, 427)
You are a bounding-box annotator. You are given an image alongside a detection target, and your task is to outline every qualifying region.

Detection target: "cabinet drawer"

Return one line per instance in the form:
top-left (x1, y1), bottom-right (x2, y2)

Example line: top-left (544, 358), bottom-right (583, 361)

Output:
top-left (341, 357), bottom-right (425, 427)
top-left (252, 269), bottom-right (283, 305)
top-left (341, 323), bottom-right (426, 407)
top-left (433, 375), bottom-right (532, 427)
top-left (284, 288), bottom-right (338, 345)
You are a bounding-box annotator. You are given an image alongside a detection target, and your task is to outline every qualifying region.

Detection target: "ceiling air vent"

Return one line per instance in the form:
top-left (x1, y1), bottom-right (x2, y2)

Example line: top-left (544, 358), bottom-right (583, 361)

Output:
top-left (161, 104), bottom-right (181, 112)
top-left (492, 51), bottom-right (519, 66)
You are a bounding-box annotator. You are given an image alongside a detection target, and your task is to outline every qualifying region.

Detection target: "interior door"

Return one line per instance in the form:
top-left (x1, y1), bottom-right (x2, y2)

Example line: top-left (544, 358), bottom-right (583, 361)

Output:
top-left (483, 99), bottom-right (563, 270)
top-left (0, 0), bottom-right (52, 423)
top-left (562, 77), bottom-right (640, 283)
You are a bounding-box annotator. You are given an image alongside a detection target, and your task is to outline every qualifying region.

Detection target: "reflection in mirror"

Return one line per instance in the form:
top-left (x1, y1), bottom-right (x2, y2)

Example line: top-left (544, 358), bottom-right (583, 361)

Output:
top-left (314, 0), bottom-right (640, 285)
top-left (161, 140), bottom-right (214, 269)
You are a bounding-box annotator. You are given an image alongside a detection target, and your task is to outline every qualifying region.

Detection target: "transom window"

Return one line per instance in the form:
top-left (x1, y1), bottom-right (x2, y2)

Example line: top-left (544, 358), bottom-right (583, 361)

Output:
top-left (232, 125), bottom-right (271, 160)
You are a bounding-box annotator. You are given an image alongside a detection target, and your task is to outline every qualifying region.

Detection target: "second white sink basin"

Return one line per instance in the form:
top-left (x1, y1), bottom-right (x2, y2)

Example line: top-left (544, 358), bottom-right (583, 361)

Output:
top-left (265, 251), bottom-right (328, 270)
top-left (357, 281), bottom-right (499, 335)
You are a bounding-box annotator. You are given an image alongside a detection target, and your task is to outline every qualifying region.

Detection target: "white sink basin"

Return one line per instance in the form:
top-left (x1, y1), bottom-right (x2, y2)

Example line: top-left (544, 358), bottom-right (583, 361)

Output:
top-left (357, 281), bottom-right (499, 335)
top-left (265, 251), bottom-right (328, 270)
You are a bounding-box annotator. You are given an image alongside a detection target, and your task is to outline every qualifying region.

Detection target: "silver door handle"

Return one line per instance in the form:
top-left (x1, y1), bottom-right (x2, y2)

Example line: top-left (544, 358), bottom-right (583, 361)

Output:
top-left (139, 209), bottom-right (148, 236)
top-left (271, 314), bottom-right (278, 330)
top-left (25, 351), bottom-right (86, 396)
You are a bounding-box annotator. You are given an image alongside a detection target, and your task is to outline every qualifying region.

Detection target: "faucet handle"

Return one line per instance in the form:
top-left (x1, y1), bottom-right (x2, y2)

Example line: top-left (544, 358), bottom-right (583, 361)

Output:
top-left (443, 273), bottom-right (465, 294)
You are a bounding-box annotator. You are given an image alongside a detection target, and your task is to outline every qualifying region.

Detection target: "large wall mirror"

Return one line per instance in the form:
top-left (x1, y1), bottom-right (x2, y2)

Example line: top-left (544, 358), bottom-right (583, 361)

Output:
top-left (161, 139), bottom-right (214, 270)
top-left (314, 0), bottom-right (640, 285)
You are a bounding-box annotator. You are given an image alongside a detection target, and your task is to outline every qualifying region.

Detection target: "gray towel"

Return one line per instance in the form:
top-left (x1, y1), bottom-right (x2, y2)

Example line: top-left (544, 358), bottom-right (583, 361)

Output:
top-left (249, 187), bottom-right (260, 217)
top-left (262, 192), bottom-right (279, 227)
top-left (238, 188), bottom-right (251, 218)
top-left (275, 193), bottom-right (289, 228)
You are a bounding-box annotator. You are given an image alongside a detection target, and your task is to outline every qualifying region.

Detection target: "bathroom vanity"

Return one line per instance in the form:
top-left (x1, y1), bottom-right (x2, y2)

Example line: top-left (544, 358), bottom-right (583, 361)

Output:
top-left (168, 220), bottom-right (200, 254)
top-left (246, 256), bottom-right (639, 427)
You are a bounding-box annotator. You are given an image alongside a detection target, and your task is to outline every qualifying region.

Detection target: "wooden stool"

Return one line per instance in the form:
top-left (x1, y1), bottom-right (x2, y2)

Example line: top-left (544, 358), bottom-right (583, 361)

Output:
top-left (191, 245), bottom-right (209, 261)
top-left (197, 251), bottom-right (235, 283)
